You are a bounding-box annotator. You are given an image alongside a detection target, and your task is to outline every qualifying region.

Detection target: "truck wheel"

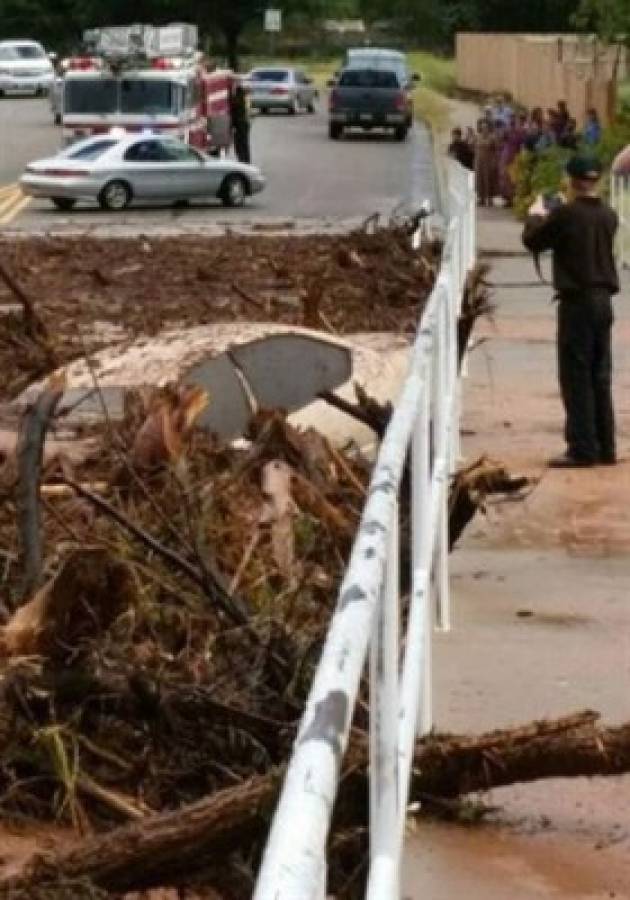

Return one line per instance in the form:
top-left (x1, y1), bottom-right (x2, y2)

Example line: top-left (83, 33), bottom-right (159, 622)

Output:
top-left (220, 174), bottom-right (247, 208)
top-left (394, 125), bottom-right (408, 141)
top-left (52, 197), bottom-right (76, 211)
top-left (99, 180), bottom-right (132, 211)
top-left (329, 122), bottom-right (342, 140)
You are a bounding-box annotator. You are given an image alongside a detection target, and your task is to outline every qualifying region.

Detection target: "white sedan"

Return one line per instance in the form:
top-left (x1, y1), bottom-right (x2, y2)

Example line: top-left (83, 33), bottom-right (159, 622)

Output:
top-left (20, 134), bottom-right (266, 211)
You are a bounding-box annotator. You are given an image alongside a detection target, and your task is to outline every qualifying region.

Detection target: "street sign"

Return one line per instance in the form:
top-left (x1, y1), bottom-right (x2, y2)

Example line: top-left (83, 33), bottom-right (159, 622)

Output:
top-left (264, 9), bottom-right (282, 32)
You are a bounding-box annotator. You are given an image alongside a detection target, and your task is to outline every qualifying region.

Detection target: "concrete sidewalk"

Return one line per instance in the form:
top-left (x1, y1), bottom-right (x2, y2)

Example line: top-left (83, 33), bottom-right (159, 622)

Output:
top-left (403, 206), bottom-right (630, 899)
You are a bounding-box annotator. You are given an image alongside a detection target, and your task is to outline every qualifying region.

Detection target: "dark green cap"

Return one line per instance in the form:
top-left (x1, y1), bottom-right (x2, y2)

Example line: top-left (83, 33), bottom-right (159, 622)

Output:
top-left (566, 155), bottom-right (603, 180)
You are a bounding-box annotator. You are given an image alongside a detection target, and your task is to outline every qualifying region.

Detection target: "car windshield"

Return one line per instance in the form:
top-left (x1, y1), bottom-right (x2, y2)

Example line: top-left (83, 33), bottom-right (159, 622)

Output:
top-left (339, 68), bottom-right (399, 88)
top-left (67, 139), bottom-right (118, 160)
top-left (65, 78), bottom-right (117, 114)
top-left (120, 79), bottom-right (175, 115)
top-left (0, 44), bottom-right (46, 61)
top-left (250, 70), bottom-right (289, 82)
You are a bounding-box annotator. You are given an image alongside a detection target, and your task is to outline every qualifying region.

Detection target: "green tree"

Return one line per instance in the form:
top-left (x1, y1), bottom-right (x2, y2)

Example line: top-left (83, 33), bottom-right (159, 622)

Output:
top-left (574, 0), bottom-right (630, 43)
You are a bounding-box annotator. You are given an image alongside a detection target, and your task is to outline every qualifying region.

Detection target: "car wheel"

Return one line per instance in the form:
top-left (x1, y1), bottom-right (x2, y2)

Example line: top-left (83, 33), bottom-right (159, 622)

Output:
top-left (394, 125), bottom-right (408, 142)
top-left (53, 113), bottom-right (61, 126)
top-left (98, 180), bottom-right (132, 211)
top-left (288, 98), bottom-right (298, 115)
top-left (51, 197), bottom-right (76, 211)
top-left (220, 173), bottom-right (248, 208)
top-left (307, 100), bottom-right (316, 114)
top-left (260, 107), bottom-right (268, 115)
top-left (329, 122), bottom-right (342, 140)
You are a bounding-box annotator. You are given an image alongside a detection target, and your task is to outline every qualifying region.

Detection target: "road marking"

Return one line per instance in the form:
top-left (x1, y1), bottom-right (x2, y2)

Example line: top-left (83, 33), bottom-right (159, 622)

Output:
top-left (0, 182), bottom-right (19, 199)
top-left (0, 187), bottom-right (30, 225)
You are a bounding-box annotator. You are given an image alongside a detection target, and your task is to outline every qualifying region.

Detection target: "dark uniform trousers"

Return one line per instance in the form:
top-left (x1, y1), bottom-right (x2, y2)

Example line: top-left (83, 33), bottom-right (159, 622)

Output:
top-left (557, 291), bottom-right (615, 462)
top-left (233, 122), bottom-right (251, 164)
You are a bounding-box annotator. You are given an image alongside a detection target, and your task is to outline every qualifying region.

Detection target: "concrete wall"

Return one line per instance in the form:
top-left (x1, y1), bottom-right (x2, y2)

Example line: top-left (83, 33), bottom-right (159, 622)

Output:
top-left (456, 33), bottom-right (621, 125)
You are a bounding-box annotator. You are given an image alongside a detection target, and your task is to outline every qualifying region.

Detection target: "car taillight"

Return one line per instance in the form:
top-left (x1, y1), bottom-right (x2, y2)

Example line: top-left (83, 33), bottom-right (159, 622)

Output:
top-left (329, 88), bottom-right (339, 111)
top-left (42, 168), bottom-right (91, 177)
top-left (394, 91), bottom-right (406, 111)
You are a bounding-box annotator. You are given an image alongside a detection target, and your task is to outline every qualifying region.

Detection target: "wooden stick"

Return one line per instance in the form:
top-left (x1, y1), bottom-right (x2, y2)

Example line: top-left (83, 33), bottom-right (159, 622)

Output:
top-left (0, 259), bottom-right (56, 365)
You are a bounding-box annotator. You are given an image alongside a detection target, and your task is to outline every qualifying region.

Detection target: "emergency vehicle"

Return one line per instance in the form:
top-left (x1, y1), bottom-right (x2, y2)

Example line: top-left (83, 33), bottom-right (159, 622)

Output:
top-left (59, 23), bottom-right (233, 153)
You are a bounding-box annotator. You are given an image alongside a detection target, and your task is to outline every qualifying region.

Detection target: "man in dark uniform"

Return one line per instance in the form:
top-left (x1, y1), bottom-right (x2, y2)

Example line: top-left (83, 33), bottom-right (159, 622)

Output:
top-left (522, 155), bottom-right (619, 467)
top-left (230, 80), bottom-right (251, 164)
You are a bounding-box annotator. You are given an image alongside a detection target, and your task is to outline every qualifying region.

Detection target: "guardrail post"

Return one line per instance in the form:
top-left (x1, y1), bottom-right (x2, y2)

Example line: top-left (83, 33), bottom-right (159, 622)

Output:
top-left (369, 507), bottom-right (400, 896)
top-left (433, 289), bottom-right (451, 633)
top-left (412, 354), bottom-right (432, 737)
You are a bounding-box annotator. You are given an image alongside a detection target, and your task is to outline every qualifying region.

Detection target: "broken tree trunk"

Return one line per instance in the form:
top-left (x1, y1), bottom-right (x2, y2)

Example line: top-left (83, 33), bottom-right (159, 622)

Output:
top-left (16, 376), bottom-right (65, 601)
top-left (4, 712), bottom-right (630, 896)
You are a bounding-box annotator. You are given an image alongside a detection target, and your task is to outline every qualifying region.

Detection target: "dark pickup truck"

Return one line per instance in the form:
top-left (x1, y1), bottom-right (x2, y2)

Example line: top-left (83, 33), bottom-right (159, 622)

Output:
top-left (328, 67), bottom-right (413, 141)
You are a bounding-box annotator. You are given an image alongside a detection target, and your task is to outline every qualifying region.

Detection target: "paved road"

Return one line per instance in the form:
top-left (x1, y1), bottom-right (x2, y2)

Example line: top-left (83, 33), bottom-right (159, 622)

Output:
top-left (0, 97), bottom-right (438, 232)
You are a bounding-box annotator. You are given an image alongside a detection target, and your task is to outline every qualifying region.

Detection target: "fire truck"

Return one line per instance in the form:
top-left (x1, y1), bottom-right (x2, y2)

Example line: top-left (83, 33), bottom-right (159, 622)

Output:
top-left (59, 23), bottom-right (233, 154)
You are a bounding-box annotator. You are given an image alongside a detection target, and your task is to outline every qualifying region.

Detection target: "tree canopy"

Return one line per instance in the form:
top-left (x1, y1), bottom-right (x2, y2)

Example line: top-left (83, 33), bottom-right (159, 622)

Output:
top-left (0, 0), bottom-right (626, 62)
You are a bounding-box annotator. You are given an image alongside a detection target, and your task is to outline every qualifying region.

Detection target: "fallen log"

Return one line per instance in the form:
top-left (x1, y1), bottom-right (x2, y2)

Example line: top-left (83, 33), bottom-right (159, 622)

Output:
top-left (4, 711), bottom-right (630, 896)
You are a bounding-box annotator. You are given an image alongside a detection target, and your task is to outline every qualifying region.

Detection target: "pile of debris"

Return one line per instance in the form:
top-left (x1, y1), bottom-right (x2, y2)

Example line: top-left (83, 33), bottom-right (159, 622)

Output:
top-left (0, 372), bottom-right (537, 899)
top-left (0, 222), bottom-right (442, 402)
top-left (2, 225), bottom-right (614, 899)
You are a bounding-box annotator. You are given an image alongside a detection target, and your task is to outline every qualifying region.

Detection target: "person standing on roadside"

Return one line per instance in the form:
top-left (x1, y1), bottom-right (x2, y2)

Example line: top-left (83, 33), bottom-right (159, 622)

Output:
top-left (522, 155), bottom-right (619, 468)
top-left (230, 79), bottom-right (251, 164)
top-left (475, 119), bottom-right (498, 207)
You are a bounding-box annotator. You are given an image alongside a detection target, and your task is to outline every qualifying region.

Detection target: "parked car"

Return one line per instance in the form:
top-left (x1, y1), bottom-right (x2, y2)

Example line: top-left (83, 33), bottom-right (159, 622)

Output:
top-left (328, 67), bottom-right (414, 141)
top-left (20, 134), bottom-right (266, 211)
top-left (0, 40), bottom-right (54, 97)
top-left (245, 67), bottom-right (317, 115)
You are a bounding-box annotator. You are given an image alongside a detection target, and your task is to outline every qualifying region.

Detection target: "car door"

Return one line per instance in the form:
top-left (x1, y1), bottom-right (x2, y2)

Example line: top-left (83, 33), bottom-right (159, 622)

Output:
top-left (122, 140), bottom-right (173, 199)
top-left (157, 140), bottom-right (212, 198)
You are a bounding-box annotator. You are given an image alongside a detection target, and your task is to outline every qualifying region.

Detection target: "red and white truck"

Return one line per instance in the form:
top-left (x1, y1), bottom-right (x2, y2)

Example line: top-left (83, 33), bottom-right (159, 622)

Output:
top-left (58, 23), bottom-right (233, 154)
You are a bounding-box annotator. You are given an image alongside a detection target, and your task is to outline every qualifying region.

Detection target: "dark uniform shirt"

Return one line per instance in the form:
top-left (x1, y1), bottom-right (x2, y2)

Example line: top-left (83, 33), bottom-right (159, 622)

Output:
top-left (523, 196), bottom-right (619, 296)
top-left (448, 138), bottom-right (474, 171)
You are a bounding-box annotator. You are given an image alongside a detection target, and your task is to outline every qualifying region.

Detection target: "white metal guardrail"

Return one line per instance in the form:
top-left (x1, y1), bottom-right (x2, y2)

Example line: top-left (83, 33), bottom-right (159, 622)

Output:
top-left (254, 160), bottom-right (476, 900)
top-left (611, 173), bottom-right (630, 269)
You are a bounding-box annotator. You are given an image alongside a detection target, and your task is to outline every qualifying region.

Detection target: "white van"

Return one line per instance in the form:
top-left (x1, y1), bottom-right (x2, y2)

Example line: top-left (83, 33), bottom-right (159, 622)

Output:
top-left (0, 40), bottom-right (54, 96)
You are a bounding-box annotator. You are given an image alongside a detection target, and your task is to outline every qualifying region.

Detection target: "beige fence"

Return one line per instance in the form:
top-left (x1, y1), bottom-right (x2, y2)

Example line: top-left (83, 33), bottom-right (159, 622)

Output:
top-left (456, 33), bottom-right (622, 125)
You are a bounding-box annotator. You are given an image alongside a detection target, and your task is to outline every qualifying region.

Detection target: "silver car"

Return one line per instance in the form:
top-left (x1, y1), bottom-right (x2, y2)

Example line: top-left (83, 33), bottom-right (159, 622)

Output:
top-left (20, 134), bottom-right (266, 211)
top-left (0, 40), bottom-right (54, 97)
top-left (246, 67), bottom-right (317, 115)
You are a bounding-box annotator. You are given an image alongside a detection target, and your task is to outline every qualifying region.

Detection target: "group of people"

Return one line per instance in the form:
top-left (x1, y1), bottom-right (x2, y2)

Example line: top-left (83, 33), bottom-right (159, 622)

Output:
top-left (448, 97), bottom-right (603, 207)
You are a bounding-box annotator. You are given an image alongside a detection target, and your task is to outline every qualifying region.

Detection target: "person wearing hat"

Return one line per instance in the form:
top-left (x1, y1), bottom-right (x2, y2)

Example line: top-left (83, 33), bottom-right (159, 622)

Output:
top-left (522, 154), bottom-right (619, 467)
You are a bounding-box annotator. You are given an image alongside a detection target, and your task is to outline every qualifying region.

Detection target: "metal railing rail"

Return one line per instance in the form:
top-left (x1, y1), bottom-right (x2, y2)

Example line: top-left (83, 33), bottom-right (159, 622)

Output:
top-left (254, 161), bottom-right (476, 900)
top-left (610, 173), bottom-right (630, 269)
